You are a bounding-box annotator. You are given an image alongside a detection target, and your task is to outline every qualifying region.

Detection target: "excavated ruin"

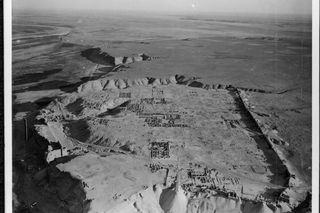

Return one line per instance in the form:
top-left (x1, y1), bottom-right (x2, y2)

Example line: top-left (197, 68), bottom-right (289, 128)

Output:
top-left (30, 73), bottom-right (310, 213)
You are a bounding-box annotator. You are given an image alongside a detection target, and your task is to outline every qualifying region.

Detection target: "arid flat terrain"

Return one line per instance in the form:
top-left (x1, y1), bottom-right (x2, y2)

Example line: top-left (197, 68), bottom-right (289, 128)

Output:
top-left (12, 9), bottom-right (312, 213)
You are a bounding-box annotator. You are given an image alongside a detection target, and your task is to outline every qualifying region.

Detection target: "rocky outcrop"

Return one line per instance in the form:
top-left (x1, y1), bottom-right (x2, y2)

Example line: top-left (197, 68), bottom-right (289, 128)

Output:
top-left (77, 75), bottom-right (236, 93)
top-left (81, 48), bottom-right (116, 66)
top-left (46, 161), bottom-right (91, 213)
top-left (32, 157), bottom-right (91, 213)
top-left (237, 87), bottom-right (272, 94)
top-left (80, 47), bottom-right (152, 66)
top-left (77, 74), bottom-right (277, 94)
top-left (77, 76), bottom-right (176, 92)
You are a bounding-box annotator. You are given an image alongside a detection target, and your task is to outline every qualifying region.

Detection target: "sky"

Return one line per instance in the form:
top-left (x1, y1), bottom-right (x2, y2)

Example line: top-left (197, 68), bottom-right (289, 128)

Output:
top-left (12, 0), bottom-right (312, 15)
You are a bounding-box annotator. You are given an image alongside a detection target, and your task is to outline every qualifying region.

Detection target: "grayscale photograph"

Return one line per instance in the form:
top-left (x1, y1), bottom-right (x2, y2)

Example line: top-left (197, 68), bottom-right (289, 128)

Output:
top-left (10, 0), bottom-right (315, 212)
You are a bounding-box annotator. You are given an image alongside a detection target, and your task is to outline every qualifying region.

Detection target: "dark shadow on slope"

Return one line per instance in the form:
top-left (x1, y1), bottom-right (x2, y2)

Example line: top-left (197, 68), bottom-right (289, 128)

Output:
top-left (96, 66), bottom-right (114, 73)
top-left (60, 43), bottom-right (77, 48)
top-left (59, 65), bottom-right (125, 93)
top-left (34, 159), bottom-right (92, 213)
top-left (34, 97), bottom-right (57, 109)
top-left (291, 192), bottom-right (311, 213)
top-left (13, 69), bottom-right (63, 85)
top-left (97, 100), bottom-right (131, 117)
top-left (228, 90), bottom-right (289, 186)
top-left (81, 47), bottom-right (115, 66)
top-left (188, 81), bottom-right (204, 88)
top-left (66, 98), bottom-right (84, 116)
top-left (159, 186), bottom-right (187, 213)
top-left (65, 119), bottom-right (91, 143)
top-left (59, 77), bottom-right (97, 93)
top-left (13, 101), bottom-right (38, 114)
top-left (13, 80), bottom-right (70, 94)
top-left (27, 80), bottom-right (70, 91)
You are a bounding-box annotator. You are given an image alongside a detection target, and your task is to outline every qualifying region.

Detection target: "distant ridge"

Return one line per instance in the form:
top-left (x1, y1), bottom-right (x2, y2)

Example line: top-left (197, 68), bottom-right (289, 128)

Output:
top-left (77, 74), bottom-right (276, 94)
top-left (80, 47), bottom-right (153, 66)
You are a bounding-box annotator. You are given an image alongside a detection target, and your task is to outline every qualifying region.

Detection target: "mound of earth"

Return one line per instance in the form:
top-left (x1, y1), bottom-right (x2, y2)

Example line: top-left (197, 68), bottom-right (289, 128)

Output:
top-left (160, 188), bottom-right (188, 213)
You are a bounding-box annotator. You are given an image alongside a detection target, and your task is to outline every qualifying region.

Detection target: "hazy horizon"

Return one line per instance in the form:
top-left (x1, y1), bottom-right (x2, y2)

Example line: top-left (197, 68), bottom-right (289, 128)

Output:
top-left (12, 9), bottom-right (312, 25)
top-left (12, 0), bottom-right (312, 15)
